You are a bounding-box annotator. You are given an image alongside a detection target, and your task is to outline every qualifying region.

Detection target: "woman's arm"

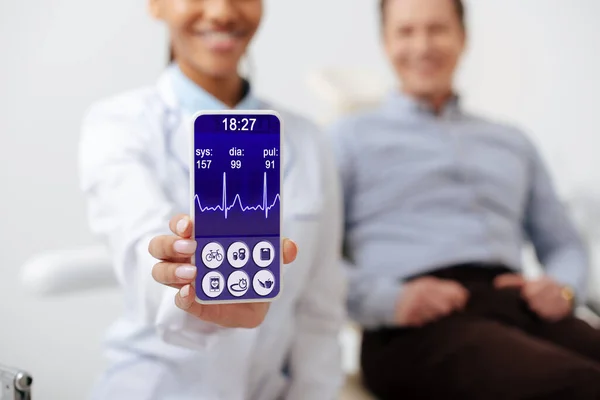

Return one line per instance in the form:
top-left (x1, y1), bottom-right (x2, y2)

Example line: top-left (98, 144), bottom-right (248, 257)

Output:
top-left (79, 100), bottom-right (226, 349)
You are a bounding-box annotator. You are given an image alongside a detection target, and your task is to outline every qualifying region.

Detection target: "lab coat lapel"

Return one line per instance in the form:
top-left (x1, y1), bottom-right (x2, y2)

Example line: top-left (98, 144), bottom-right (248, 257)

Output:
top-left (170, 114), bottom-right (193, 174)
top-left (156, 70), bottom-right (191, 174)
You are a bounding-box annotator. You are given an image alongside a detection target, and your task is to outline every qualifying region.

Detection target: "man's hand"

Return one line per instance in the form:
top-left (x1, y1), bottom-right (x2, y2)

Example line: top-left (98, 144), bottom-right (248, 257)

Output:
top-left (494, 274), bottom-right (573, 322)
top-left (395, 277), bottom-right (469, 327)
top-left (149, 214), bottom-right (298, 329)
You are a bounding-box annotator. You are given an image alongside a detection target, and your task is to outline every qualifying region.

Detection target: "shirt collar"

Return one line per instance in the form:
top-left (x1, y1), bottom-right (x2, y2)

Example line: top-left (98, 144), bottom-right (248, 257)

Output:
top-left (168, 63), bottom-right (261, 113)
top-left (383, 89), bottom-right (462, 120)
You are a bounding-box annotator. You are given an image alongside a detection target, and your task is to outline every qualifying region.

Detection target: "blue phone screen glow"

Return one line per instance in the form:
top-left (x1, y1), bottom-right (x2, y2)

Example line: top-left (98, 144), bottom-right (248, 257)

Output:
top-left (193, 113), bottom-right (281, 303)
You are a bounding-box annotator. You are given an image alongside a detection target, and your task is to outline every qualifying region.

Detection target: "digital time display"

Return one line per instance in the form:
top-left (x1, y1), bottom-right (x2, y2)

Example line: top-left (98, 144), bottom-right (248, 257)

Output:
top-left (221, 117), bottom-right (257, 131)
top-left (192, 112), bottom-right (282, 303)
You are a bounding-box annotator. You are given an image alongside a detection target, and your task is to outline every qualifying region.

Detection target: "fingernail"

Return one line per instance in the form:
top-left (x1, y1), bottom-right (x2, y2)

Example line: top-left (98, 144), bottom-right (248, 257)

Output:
top-left (176, 218), bottom-right (189, 235)
top-left (180, 284), bottom-right (190, 298)
top-left (175, 265), bottom-right (196, 280)
top-left (174, 240), bottom-right (196, 254)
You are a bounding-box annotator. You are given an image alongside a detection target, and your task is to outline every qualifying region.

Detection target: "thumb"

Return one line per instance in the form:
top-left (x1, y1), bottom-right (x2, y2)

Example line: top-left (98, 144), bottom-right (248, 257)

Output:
top-left (282, 238), bottom-right (298, 264)
top-left (494, 273), bottom-right (526, 289)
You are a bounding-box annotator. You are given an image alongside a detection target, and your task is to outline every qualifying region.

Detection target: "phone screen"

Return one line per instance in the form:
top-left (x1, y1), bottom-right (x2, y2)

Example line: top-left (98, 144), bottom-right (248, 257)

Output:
top-left (192, 111), bottom-right (281, 303)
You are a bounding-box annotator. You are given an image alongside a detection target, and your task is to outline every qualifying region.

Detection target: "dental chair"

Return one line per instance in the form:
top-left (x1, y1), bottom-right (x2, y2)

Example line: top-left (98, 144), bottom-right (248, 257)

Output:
top-left (19, 69), bottom-right (600, 400)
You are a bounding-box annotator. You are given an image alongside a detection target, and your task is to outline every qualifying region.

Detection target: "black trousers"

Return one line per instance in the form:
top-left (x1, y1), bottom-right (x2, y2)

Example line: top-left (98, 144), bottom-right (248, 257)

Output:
top-left (361, 265), bottom-right (600, 400)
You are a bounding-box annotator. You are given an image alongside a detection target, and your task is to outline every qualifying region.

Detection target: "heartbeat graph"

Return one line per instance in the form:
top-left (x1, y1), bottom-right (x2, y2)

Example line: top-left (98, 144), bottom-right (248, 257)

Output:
top-left (195, 172), bottom-right (280, 219)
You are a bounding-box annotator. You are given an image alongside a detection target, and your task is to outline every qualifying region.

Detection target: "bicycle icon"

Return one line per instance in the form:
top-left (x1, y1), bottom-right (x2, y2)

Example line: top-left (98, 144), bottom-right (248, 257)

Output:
top-left (205, 249), bottom-right (223, 262)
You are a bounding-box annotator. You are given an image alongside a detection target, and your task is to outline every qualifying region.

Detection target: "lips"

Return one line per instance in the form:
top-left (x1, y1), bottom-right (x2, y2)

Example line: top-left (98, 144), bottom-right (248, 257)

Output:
top-left (195, 30), bottom-right (245, 52)
top-left (406, 58), bottom-right (443, 75)
top-left (414, 64), bottom-right (439, 75)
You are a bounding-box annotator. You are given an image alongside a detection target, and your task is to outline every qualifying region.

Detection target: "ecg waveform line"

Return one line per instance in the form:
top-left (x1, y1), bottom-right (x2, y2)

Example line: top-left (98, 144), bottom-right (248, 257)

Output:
top-left (195, 172), bottom-right (280, 219)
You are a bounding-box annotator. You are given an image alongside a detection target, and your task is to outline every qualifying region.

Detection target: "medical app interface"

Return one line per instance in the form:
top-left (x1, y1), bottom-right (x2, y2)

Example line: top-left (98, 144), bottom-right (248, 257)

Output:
top-left (193, 112), bottom-right (281, 303)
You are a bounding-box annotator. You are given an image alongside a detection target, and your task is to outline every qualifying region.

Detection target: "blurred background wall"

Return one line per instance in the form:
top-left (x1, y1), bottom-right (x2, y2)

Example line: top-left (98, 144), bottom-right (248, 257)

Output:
top-left (0, 0), bottom-right (598, 398)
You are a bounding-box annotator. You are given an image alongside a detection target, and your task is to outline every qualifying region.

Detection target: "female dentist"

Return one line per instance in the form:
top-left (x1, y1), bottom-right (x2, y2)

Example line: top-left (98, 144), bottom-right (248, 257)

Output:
top-left (78, 0), bottom-right (346, 399)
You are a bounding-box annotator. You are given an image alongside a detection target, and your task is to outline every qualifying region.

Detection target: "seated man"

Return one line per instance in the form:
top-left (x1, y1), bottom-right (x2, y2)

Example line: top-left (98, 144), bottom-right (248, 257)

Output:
top-left (329, 0), bottom-right (600, 398)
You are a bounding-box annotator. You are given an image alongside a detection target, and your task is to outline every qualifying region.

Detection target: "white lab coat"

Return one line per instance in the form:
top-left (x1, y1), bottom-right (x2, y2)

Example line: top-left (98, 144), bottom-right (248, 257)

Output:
top-left (78, 68), bottom-right (346, 400)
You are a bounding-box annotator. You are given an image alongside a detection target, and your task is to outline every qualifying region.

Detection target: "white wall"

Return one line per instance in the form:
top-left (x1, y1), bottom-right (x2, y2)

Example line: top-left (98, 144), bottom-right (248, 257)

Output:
top-left (0, 0), bottom-right (598, 399)
top-left (457, 0), bottom-right (600, 196)
top-left (0, 1), bottom-right (166, 399)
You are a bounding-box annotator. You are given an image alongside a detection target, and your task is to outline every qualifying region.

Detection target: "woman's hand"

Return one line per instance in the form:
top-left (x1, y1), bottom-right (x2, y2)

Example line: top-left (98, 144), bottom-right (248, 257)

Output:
top-left (149, 214), bottom-right (298, 329)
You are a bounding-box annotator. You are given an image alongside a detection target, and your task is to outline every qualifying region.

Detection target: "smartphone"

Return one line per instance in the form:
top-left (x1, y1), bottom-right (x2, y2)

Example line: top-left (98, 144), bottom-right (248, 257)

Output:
top-left (191, 110), bottom-right (282, 304)
top-left (0, 364), bottom-right (32, 400)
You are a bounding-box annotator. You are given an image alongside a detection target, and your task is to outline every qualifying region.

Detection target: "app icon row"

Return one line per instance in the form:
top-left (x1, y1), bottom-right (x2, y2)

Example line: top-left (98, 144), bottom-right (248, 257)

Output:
top-left (201, 269), bottom-right (276, 298)
top-left (201, 240), bottom-right (275, 269)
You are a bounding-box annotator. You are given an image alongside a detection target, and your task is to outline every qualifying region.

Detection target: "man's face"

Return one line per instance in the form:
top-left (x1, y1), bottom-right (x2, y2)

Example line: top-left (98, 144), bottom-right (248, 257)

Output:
top-left (383, 0), bottom-right (465, 99)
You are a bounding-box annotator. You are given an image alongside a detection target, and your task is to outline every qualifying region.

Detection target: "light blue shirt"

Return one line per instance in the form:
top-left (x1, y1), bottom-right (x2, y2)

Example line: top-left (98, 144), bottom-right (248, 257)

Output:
top-left (170, 63), bottom-right (260, 112)
top-left (329, 91), bottom-right (589, 329)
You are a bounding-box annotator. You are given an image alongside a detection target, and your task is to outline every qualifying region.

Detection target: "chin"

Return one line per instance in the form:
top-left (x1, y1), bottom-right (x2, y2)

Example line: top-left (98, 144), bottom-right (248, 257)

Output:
top-left (406, 82), bottom-right (448, 98)
top-left (405, 86), bottom-right (436, 98)
top-left (210, 68), bottom-right (240, 79)
top-left (198, 63), bottom-right (240, 79)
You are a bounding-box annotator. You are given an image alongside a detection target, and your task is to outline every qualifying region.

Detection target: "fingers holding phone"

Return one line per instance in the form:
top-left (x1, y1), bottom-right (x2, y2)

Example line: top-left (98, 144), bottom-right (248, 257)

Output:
top-left (150, 214), bottom-right (298, 328)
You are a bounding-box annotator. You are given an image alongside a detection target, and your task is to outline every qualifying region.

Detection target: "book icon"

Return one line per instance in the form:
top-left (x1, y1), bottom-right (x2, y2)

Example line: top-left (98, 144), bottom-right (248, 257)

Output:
top-left (260, 248), bottom-right (271, 261)
top-left (253, 241), bottom-right (275, 267)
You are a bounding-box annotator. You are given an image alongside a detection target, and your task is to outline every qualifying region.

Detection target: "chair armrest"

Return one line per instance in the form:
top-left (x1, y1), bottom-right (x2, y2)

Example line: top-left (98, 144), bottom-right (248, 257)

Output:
top-left (20, 244), bottom-right (118, 296)
top-left (565, 192), bottom-right (600, 306)
top-left (339, 373), bottom-right (376, 400)
top-left (338, 322), bottom-right (376, 400)
top-left (575, 306), bottom-right (600, 328)
top-left (339, 321), bottom-right (363, 375)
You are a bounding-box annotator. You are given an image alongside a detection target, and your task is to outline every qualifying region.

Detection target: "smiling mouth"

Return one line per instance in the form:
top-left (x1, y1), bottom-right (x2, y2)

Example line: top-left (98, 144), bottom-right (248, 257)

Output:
top-left (194, 30), bottom-right (246, 52)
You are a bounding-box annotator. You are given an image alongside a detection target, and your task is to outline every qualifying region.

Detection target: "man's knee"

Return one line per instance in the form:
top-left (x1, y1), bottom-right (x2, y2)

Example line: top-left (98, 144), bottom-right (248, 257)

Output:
top-left (536, 316), bottom-right (600, 363)
top-left (562, 364), bottom-right (600, 397)
top-left (528, 360), bottom-right (600, 399)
